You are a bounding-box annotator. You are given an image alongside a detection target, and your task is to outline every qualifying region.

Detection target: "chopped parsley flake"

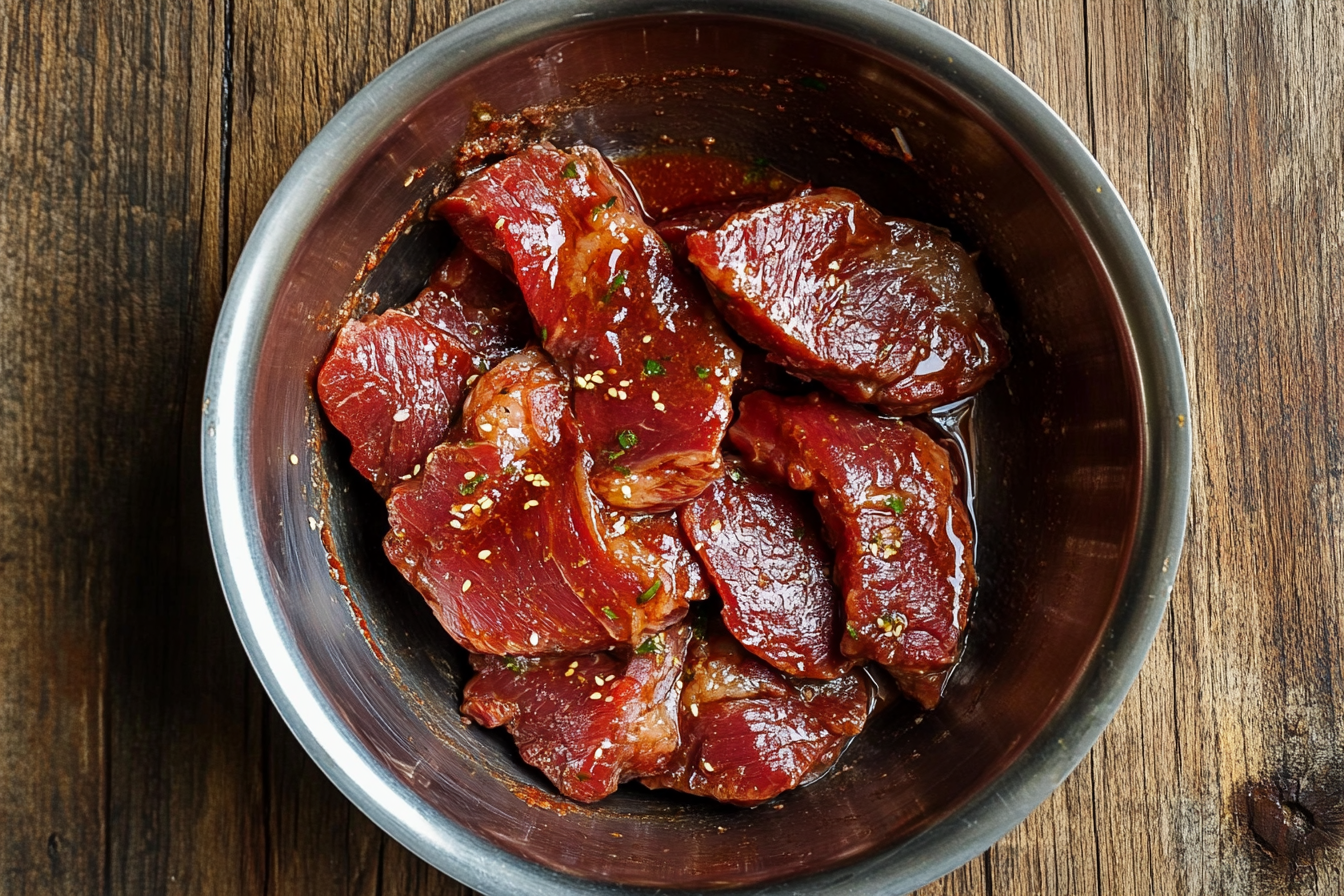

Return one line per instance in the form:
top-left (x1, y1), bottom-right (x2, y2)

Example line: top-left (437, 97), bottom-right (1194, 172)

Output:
top-left (635, 633), bottom-right (666, 655)
top-left (599, 271), bottom-right (628, 303)
top-left (502, 655), bottom-right (525, 673)
top-left (695, 365), bottom-right (710, 379)
top-left (561, 160), bottom-right (579, 178)
top-left (637, 580), bottom-right (662, 605)
top-left (602, 606), bottom-right (618, 620)
top-left (886, 496), bottom-right (907, 514)
top-left (727, 468), bottom-right (744, 483)
top-left (591, 196), bottom-right (618, 220)
top-left (643, 358), bottom-right (666, 376)
top-left (846, 623), bottom-right (859, 639)
top-left (617, 429), bottom-right (638, 449)
top-left (612, 464), bottom-right (631, 475)
top-left (458, 473), bottom-right (487, 496)
top-left (606, 449), bottom-right (625, 462)
top-left (743, 157), bottom-right (771, 184)
top-left (541, 326), bottom-right (548, 342)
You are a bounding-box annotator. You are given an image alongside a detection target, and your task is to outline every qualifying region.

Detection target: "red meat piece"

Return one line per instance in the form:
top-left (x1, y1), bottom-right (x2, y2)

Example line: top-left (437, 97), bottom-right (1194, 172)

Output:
top-left (641, 624), bottom-right (869, 807)
top-left (383, 348), bottom-right (704, 656)
top-left (686, 188), bottom-right (1009, 415)
top-left (462, 623), bottom-right (692, 803)
top-left (316, 310), bottom-right (472, 494)
top-left (730, 391), bottom-right (976, 708)
top-left (680, 459), bottom-right (855, 679)
top-left (405, 242), bottom-right (532, 371)
top-left (434, 143), bottom-right (741, 512)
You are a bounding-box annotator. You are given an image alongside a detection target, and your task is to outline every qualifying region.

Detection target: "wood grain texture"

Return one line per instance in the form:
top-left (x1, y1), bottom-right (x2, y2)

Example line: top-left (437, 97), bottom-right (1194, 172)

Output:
top-left (1, 0), bottom-right (1341, 893)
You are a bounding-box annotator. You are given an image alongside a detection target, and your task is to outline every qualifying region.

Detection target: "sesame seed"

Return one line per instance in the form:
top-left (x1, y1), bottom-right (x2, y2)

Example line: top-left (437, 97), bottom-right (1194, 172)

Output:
top-left (590, 372), bottom-right (604, 383)
top-left (710, 520), bottom-right (723, 534)
top-left (478, 496), bottom-right (494, 510)
top-left (690, 703), bottom-right (699, 717)
top-left (619, 380), bottom-right (632, 387)
top-left (618, 390), bottom-right (628, 400)
top-left (569, 660), bottom-right (579, 668)
top-left (467, 374), bottom-right (479, 386)
top-left (523, 499), bottom-right (539, 509)
top-left (479, 422), bottom-right (493, 433)
top-left (288, 454), bottom-right (299, 465)
top-left (412, 464), bottom-right (421, 475)
top-left (654, 402), bottom-right (666, 412)
top-left (702, 760), bottom-right (715, 772)
top-left (529, 631), bottom-right (539, 646)
top-left (403, 173), bottom-right (415, 187)
top-left (693, 542), bottom-right (705, 551)
top-left (478, 549), bottom-right (492, 560)
top-left (642, 335), bottom-right (652, 344)
top-left (461, 580), bottom-right (472, 592)
top-left (651, 391), bottom-right (660, 402)
top-left (400, 473), bottom-right (412, 481)
top-left (494, 216), bottom-right (505, 229)
top-left (393, 408), bottom-right (410, 422)
top-left (464, 471), bottom-right (478, 481)
top-left (621, 484), bottom-right (632, 499)
top-left (594, 675), bottom-right (605, 686)
top-left (565, 668), bottom-right (574, 676)
top-left (828, 260), bottom-right (841, 271)
top-left (590, 692), bottom-right (602, 700)
top-left (604, 696), bottom-right (613, 703)
top-left (449, 520), bottom-right (462, 529)
top-left (608, 387), bottom-right (618, 398)
top-left (608, 368), bottom-right (617, 375)
top-left (471, 505), bottom-right (482, 516)
top-left (594, 748), bottom-right (604, 759)
top-left (826, 274), bottom-right (838, 288)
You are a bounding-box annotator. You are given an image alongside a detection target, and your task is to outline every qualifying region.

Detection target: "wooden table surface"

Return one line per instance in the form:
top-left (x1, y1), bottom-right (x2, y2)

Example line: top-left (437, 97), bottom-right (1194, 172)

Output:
top-left (3, 0), bottom-right (1341, 893)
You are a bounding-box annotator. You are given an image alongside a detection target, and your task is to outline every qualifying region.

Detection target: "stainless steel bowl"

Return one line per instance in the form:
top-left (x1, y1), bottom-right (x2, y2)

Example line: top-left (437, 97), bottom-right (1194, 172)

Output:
top-left (202, 0), bottom-right (1192, 892)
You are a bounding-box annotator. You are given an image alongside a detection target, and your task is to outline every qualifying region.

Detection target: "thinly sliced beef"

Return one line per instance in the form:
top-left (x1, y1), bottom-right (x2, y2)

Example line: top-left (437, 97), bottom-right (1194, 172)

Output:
top-left (641, 623), bottom-right (869, 807)
top-left (680, 458), bottom-right (854, 679)
top-left (434, 143), bottom-right (741, 511)
top-left (730, 391), bottom-right (975, 708)
top-left (316, 310), bottom-right (472, 494)
top-left (384, 348), bottom-right (703, 656)
top-left (462, 623), bottom-right (692, 803)
top-left (405, 242), bottom-right (532, 370)
top-left (686, 188), bottom-right (1009, 414)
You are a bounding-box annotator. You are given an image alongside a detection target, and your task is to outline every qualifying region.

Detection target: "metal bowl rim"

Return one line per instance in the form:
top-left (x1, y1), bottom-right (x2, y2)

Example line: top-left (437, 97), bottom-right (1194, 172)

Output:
top-left (201, 0), bottom-right (1193, 892)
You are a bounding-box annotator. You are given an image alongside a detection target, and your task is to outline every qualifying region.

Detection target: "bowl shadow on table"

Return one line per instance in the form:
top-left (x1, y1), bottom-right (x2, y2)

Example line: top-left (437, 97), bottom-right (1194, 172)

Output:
top-left (263, 15), bottom-right (1141, 890)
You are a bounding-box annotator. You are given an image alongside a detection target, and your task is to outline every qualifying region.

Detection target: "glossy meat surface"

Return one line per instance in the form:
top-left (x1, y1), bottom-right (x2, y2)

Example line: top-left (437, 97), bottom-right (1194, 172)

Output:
top-left (434, 143), bottom-right (741, 511)
top-left (316, 309), bottom-right (472, 494)
top-left (730, 391), bottom-right (976, 708)
top-left (462, 623), bottom-right (691, 803)
top-left (641, 624), bottom-right (869, 807)
top-left (680, 460), bottom-right (854, 679)
top-left (383, 348), bottom-right (702, 656)
top-left (687, 188), bottom-right (1009, 414)
top-left (405, 242), bottom-right (532, 371)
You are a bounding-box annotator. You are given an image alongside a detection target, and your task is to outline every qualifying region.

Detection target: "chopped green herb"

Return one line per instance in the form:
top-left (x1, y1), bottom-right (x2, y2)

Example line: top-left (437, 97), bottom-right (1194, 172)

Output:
top-left (561, 160), bottom-right (579, 178)
top-left (540, 326), bottom-right (548, 342)
top-left (599, 271), bottom-right (628, 303)
top-left (590, 196), bottom-right (618, 220)
top-left (743, 156), bottom-right (771, 184)
top-left (886, 495), bottom-right (907, 514)
top-left (727, 468), bottom-right (744, 483)
top-left (637, 580), bottom-right (663, 605)
top-left (691, 613), bottom-right (709, 641)
top-left (612, 464), bottom-right (631, 475)
top-left (617, 430), bottom-right (638, 450)
top-left (846, 623), bottom-right (859, 639)
top-left (475, 358), bottom-right (489, 373)
top-left (458, 473), bottom-right (487, 496)
top-left (643, 358), bottom-right (666, 376)
top-left (792, 525), bottom-right (805, 541)
top-left (502, 655), bottom-right (525, 673)
top-left (605, 449), bottom-right (625, 462)
top-left (634, 634), bottom-right (666, 655)
top-left (800, 75), bottom-right (828, 91)
top-left (695, 365), bottom-right (710, 379)
top-left (602, 606), bottom-right (618, 620)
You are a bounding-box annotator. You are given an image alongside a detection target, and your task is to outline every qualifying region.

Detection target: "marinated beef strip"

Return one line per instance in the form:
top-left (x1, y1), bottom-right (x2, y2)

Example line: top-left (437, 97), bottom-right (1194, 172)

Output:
top-left (434, 143), bottom-right (741, 512)
top-left (316, 309), bottom-right (473, 495)
top-left (680, 458), bottom-right (854, 679)
top-left (686, 188), bottom-right (1009, 415)
top-left (405, 241), bottom-right (532, 371)
top-left (462, 622), bottom-right (692, 803)
top-left (730, 391), bottom-right (976, 709)
top-left (641, 622), bottom-right (869, 807)
top-left (383, 348), bottom-right (700, 656)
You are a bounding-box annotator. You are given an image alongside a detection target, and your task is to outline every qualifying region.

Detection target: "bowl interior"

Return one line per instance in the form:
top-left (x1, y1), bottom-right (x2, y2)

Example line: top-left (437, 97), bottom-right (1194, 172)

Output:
top-left (239, 11), bottom-right (1140, 890)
